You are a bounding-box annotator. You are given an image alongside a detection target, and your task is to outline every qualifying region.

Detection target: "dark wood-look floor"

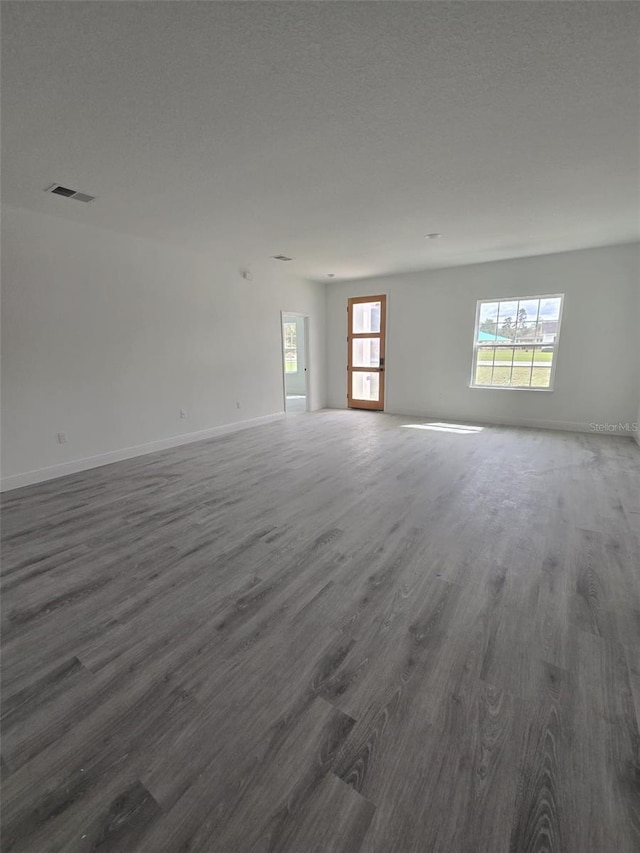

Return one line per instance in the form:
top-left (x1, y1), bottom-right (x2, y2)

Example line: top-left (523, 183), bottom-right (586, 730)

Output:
top-left (1, 410), bottom-right (639, 853)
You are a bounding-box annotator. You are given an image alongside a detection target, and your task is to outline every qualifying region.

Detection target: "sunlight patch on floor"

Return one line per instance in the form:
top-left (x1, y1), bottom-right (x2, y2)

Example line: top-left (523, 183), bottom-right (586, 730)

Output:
top-left (401, 422), bottom-right (484, 435)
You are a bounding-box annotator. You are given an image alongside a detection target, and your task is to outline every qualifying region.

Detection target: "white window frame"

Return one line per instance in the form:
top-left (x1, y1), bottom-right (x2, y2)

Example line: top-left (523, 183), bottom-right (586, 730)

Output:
top-left (470, 293), bottom-right (564, 391)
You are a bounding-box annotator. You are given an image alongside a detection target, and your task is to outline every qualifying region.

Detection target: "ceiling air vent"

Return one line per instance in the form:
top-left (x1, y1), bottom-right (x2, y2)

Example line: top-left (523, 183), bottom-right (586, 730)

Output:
top-left (45, 184), bottom-right (96, 203)
top-left (271, 255), bottom-right (293, 261)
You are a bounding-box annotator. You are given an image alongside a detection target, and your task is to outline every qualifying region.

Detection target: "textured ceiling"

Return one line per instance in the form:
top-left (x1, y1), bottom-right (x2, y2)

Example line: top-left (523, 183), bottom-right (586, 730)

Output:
top-left (2, 1), bottom-right (639, 280)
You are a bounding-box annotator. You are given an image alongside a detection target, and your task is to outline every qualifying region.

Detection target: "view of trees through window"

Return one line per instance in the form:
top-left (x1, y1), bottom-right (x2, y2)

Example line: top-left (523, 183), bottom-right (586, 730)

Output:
top-left (472, 295), bottom-right (564, 389)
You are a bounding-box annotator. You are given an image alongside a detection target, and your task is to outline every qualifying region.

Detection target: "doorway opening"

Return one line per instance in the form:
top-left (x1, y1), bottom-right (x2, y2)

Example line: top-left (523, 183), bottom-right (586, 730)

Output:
top-left (282, 312), bottom-right (309, 413)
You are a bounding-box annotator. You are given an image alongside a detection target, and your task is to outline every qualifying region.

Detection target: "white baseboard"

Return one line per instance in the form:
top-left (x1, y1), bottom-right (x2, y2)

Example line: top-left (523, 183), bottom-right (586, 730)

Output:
top-left (0, 412), bottom-right (285, 492)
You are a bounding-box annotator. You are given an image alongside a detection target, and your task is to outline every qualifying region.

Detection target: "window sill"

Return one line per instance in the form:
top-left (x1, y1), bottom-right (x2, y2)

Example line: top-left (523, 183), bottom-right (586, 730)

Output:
top-left (470, 384), bottom-right (554, 392)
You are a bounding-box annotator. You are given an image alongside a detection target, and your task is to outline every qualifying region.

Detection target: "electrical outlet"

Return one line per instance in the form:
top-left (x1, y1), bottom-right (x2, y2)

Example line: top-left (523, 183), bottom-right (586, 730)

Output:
top-left (179, 409), bottom-right (187, 419)
top-left (57, 431), bottom-right (67, 444)
top-left (236, 401), bottom-right (241, 409)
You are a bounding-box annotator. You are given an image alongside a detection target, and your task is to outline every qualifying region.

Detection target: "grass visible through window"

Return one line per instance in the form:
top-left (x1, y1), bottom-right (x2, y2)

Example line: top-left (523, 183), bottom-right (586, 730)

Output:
top-left (472, 295), bottom-right (563, 389)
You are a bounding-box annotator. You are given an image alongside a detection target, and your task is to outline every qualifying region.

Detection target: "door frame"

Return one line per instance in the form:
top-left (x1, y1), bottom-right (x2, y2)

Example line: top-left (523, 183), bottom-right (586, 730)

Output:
top-left (281, 311), bottom-right (310, 413)
top-left (347, 294), bottom-right (387, 411)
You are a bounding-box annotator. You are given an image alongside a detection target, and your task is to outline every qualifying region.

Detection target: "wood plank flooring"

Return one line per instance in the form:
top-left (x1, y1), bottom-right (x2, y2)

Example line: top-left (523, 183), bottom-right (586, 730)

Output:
top-left (1, 410), bottom-right (639, 852)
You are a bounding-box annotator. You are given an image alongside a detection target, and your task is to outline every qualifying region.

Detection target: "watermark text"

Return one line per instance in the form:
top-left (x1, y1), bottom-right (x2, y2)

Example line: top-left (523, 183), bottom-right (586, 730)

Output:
top-left (589, 422), bottom-right (638, 433)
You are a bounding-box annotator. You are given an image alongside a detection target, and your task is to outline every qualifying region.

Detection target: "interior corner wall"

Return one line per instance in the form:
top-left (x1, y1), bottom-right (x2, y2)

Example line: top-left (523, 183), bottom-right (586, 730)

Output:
top-left (327, 243), bottom-right (640, 435)
top-left (0, 204), bottom-right (327, 487)
top-left (636, 246), bottom-right (640, 447)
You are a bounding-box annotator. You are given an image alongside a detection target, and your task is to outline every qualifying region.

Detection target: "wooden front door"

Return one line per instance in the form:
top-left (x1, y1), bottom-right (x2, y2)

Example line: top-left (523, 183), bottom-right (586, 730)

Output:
top-left (347, 295), bottom-right (386, 411)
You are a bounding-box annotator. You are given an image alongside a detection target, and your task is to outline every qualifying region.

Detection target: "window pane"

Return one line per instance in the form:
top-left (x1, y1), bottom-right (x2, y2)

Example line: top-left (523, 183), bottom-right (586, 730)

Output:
top-left (479, 301), bottom-right (500, 324)
top-left (540, 297), bottom-right (562, 322)
top-left (518, 299), bottom-right (540, 319)
top-left (495, 300), bottom-right (518, 341)
top-left (476, 346), bottom-right (495, 363)
top-left (540, 322), bottom-right (559, 344)
top-left (284, 352), bottom-right (297, 372)
top-left (531, 346), bottom-right (554, 365)
top-left (513, 349), bottom-right (535, 367)
top-left (477, 324), bottom-right (501, 342)
top-left (496, 300), bottom-right (518, 317)
top-left (510, 366), bottom-right (534, 387)
top-left (474, 364), bottom-right (493, 385)
top-left (488, 366), bottom-right (511, 386)
top-left (494, 346), bottom-right (515, 365)
top-left (352, 338), bottom-right (380, 367)
top-left (478, 304), bottom-right (500, 342)
top-left (514, 319), bottom-right (539, 343)
top-left (352, 371), bottom-right (380, 401)
top-left (284, 322), bottom-right (297, 349)
top-left (531, 367), bottom-right (552, 388)
top-left (352, 302), bottom-right (381, 333)
top-left (284, 321), bottom-right (297, 372)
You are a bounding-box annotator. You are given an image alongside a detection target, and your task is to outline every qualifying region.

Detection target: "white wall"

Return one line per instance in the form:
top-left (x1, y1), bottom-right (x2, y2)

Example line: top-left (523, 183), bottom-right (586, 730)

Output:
top-left (327, 244), bottom-right (639, 435)
top-left (1, 204), bottom-right (327, 487)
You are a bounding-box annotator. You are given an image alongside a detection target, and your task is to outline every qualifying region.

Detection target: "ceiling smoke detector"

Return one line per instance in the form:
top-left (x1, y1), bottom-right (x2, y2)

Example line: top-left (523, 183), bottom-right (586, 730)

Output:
top-left (424, 233), bottom-right (442, 240)
top-left (44, 184), bottom-right (96, 203)
top-left (271, 255), bottom-right (293, 261)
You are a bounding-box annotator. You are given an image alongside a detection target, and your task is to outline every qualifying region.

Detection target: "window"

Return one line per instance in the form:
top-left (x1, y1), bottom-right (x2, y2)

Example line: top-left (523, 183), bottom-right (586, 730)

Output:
top-left (283, 321), bottom-right (297, 373)
top-left (471, 294), bottom-right (564, 390)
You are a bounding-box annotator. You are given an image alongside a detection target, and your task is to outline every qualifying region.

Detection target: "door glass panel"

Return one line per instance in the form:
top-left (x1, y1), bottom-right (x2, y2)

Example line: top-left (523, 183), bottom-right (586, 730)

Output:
top-left (351, 371), bottom-right (380, 401)
top-left (352, 338), bottom-right (380, 368)
top-left (352, 302), bottom-right (381, 334)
